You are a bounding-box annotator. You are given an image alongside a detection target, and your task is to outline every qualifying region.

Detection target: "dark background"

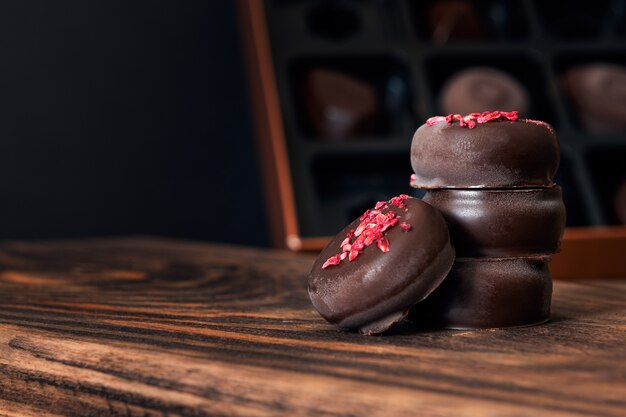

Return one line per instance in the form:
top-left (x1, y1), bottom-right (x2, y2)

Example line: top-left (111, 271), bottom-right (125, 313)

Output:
top-left (0, 1), bottom-right (269, 246)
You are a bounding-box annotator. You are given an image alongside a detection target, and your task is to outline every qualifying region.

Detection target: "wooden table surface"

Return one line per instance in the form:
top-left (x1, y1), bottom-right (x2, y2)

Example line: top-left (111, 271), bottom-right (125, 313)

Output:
top-left (0, 237), bottom-right (624, 417)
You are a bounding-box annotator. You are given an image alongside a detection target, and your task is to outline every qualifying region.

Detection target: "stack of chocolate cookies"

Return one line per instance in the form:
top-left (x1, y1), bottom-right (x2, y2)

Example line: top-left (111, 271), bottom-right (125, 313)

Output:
top-left (408, 111), bottom-right (566, 328)
top-left (306, 111), bottom-right (566, 335)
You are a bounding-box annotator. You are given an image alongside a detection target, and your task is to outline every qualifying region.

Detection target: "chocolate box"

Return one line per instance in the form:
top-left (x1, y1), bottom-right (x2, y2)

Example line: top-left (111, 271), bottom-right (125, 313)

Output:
top-left (238, 0), bottom-right (626, 278)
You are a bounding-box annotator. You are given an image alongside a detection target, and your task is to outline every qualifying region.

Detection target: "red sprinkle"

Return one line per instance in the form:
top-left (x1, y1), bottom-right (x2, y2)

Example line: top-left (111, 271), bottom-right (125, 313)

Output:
top-left (321, 195), bottom-right (414, 269)
top-left (390, 194), bottom-right (409, 208)
top-left (426, 111), bottom-right (519, 129)
top-left (524, 118), bottom-right (556, 136)
top-left (376, 237), bottom-right (390, 253)
top-left (322, 254), bottom-right (342, 269)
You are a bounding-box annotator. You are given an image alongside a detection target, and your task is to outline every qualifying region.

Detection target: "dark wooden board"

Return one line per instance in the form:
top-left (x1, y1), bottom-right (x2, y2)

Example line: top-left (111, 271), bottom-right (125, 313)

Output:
top-left (0, 237), bottom-right (625, 417)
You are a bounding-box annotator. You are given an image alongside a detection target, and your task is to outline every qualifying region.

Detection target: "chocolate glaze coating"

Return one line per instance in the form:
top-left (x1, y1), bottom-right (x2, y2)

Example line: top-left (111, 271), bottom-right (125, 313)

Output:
top-left (408, 257), bottom-right (552, 329)
top-left (410, 119), bottom-right (559, 188)
top-left (562, 64), bottom-right (626, 133)
top-left (307, 198), bottom-right (454, 335)
top-left (440, 68), bottom-right (529, 116)
top-left (305, 68), bottom-right (379, 139)
top-left (423, 187), bottom-right (566, 257)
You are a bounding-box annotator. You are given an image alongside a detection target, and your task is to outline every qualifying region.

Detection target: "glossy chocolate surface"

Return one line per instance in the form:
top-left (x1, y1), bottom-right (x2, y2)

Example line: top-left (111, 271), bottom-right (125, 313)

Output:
top-left (424, 187), bottom-right (566, 257)
top-left (563, 64), bottom-right (626, 133)
top-left (408, 257), bottom-right (552, 329)
top-left (307, 197), bottom-right (454, 335)
top-left (305, 68), bottom-right (378, 139)
top-left (410, 118), bottom-right (559, 188)
top-left (440, 67), bottom-right (529, 116)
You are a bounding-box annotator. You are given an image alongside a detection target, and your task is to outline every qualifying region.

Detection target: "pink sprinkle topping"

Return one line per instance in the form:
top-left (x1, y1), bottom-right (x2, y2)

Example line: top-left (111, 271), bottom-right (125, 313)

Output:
top-left (322, 254), bottom-right (342, 269)
top-left (389, 194), bottom-right (409, 208)
top-left (524, 118), bottom-right (556, 136)
top-left (321, 195), bottom-right (414, 269)
top-left (426, 111), bottom-right (519, 129)
top-left (376, 237), bottom-right (390, 253)
top-left (409, 173), bottom-right (417, 185)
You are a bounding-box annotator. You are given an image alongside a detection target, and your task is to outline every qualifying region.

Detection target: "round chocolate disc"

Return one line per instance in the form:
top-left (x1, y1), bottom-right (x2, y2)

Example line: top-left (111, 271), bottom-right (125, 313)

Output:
top-left (423, 187), bottom-right (566, 257)
top-left (410, 116), bottom-right (559, 188)
top-left (304, 68), bottom-right (379, 139)
top-left (408, 257), bottom-right (552, 329)
top-left (440, 67), bottom-right (530, 116)
top-left (307, 196), bottom-right (455, 335)
top-left (562, 64), bottom-right (626, 133)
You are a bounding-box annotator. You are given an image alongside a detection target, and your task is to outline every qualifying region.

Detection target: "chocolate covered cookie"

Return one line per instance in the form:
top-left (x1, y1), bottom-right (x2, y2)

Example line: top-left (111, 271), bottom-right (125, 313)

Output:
top-left (410, 111), bottom-right (559, 188)
top-left (304, 68), bottom-right (379, 139)
top-left (423, 187), bottom-right (566, 257)
top-left (408, 257), bottom-right (552, 329)
top-left (307, 195), bottom-right (455, 335)
top-left (440, 67), bottom-right (529, 116)
top-left (562, 64), bottom-right (626, 133)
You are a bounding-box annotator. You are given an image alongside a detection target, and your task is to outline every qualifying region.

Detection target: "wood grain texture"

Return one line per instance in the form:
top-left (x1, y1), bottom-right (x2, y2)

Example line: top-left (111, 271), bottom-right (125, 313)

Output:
top-left (0, 237), bottom-right (625, 417)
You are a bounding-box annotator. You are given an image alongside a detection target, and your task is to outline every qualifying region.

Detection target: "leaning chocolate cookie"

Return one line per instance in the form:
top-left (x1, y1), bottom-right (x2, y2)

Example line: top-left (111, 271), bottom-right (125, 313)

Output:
top-left (410, 111), bottom-right (559, 188)
top-left (423, 187), bottom-right (566, 257)
top-left (307, 195), bottom-right (455, 335)
top-left (408, 256), bottom-right (552, 329)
